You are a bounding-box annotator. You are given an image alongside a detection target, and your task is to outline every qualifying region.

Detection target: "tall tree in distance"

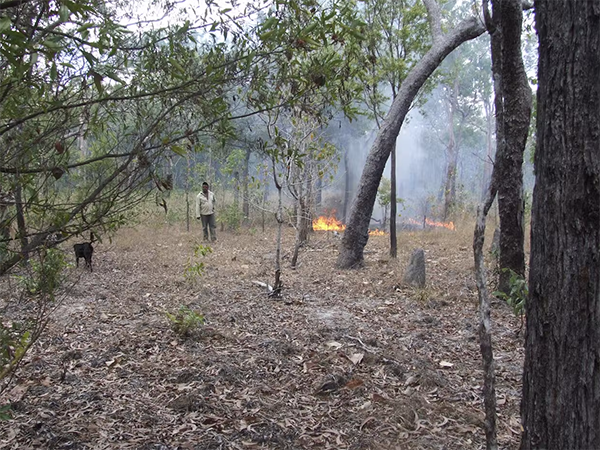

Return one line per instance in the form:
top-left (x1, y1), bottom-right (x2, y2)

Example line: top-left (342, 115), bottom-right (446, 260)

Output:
top-left (337, 0), bottom-right (485, 269)
top-left (359, 0), bottom-right (428, 258)
top-left (520, 0), bottom-right (600, 447)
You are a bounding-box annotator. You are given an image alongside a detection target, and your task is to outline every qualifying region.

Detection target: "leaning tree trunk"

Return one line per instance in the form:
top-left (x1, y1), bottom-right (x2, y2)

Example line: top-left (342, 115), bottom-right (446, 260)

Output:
top-left (520, 1), bottom-right (600, 448)
top-left (489, 0), bottom-right (532, 293)
top-left (337, 0), bottom-right (485, 268)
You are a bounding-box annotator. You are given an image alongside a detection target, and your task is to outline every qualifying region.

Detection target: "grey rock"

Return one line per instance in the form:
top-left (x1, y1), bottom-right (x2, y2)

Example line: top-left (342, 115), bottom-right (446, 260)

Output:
top-left (403, 248), bottom-right (426, 288)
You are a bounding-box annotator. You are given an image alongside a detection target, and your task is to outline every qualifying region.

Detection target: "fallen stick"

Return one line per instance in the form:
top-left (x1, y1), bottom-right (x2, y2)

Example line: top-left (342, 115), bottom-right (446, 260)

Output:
top-left (251, 280), bottom-right (273, 292)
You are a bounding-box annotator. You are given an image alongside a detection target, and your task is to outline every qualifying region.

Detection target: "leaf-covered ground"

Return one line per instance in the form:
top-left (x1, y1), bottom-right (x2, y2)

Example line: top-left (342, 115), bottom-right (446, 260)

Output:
top-left (0, 221), bottom-right (524, 449)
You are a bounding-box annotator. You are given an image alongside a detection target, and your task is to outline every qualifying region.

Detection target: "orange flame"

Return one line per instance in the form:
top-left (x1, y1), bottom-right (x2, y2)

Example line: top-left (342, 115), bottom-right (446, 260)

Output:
top-left (369, 229), bottom-right (386, 236)
top-left (408, 218), bottom-right (455, 231)
top-left (313, 215), bottom-right (346, 231)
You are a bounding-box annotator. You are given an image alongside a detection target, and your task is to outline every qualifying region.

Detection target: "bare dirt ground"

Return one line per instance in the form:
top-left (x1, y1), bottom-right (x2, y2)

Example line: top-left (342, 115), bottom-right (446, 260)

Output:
top-left (0, 219), bottom-right (524, 449)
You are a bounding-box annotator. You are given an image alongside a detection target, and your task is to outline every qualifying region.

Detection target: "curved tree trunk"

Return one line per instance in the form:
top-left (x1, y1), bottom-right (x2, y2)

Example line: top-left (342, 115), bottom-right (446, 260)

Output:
top-left (493, 0), bottom-right (531, 293)
top-left (520, 1), bottom-right (600, 447)
top-left (336, 0), bottom-right (485, 268)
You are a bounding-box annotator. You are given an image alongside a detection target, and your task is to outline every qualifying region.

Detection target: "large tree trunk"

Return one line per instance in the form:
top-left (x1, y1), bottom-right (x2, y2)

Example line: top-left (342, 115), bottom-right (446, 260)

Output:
top-left (488, 0), bottom-right (532, 293)
top-left (520, 1), bottom-right (600, 448)
top-left (337, 0), bottom-right (485, 268)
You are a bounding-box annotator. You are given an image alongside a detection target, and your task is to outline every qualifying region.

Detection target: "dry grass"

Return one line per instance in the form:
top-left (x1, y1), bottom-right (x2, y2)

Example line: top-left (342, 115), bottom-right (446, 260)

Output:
top-left (0, 210), bottom-right (525, 450)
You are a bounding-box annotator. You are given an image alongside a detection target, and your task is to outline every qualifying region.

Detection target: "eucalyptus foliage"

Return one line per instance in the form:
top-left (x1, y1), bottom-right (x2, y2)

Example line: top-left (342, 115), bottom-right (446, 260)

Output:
top-left (0, 0), bottom-right (368, 274)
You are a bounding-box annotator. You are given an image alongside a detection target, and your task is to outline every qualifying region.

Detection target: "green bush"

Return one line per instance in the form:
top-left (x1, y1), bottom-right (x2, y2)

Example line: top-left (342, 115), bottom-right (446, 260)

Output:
top-left (184, 243), bottom-right (212, 281)
top-left (2, 248), bottom-right (67, 398)
top-left (166, 306), bottom-right (205, 338)
top-left (494, 269), bottom-right (528, 317)
top-left (16, 248), bottom-right (67, 300)
top-left (220, 203), bottom-right (243, 231)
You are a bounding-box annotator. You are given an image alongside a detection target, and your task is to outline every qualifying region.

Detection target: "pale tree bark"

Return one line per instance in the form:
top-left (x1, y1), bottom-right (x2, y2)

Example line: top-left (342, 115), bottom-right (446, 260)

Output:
top-left (342, 149), bottom-right (350, 222)
top-left (242, 147), bottom-right (251, 226)
top-left (520, 0), bottom-right (600, 447)
top-left (337, 0), bottom-right (485, 268)
top-left (442, 77), bottom-right (460, 221)
top-left (389, 144), bottom-right (397, 257)
top-left (291, 162), bottom-right (312, 268)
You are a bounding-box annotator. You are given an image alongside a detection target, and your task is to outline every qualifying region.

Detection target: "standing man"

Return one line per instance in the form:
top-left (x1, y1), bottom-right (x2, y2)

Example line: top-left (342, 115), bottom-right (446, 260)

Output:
top-left (196, 182), bottom-right (217, 242)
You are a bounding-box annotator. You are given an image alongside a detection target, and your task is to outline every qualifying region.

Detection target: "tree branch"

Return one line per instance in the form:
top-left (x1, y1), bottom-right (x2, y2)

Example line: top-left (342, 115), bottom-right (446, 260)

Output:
top-left (422, 0), bottom-right (443, 43)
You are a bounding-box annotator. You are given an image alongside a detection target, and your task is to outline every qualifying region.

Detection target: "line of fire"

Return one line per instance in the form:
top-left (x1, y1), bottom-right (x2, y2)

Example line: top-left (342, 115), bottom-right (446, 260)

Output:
top-left (311, 214), bottom-right (455, 235)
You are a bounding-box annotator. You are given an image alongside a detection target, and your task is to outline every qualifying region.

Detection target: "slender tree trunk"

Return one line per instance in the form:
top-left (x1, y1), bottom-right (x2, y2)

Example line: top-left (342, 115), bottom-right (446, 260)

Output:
top-left (342, 150), bottom-right (350, 222)
top-left (474, 180), bottom-right (499, 450)
top-left (272, 159), bottom-right (283, 297)
top-left (482, 96), bottom-right (495, 201)
top-left (443, 77), bottom-right (460, 221)
top-left (14, 182), bottom-right (28, 264)
top-left (337, 2), bottom-right (485, 268)
top-left (520, 1), bottom-right (600, 448)
top-left (315, 174), bottom-right (322, 209)
top-left (233, 171), bottom-right (240, 208)
top-left (291, 162), bottom-right (314, 268)
top-left (242, 147), bottom-right (250, 225)
top-left (390, 145), bottom-right (397, 258)
top-left (185, 151), bottom-right (191, 232)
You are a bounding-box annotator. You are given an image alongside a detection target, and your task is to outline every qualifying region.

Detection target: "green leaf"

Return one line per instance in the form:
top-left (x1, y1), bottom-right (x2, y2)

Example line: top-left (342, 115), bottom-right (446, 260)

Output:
top-left (171, 145), bottom-right (186, 157)
top-left (91, 71), bottom-right (103, 93)
top-left (104, 71), bottom-right (125, 84)
top-left (261, 17), bottom-right (278, 31)
top-left (50, 63), bottom-right (57, 81)
top-left (77, 23), bottom-right (95, 32)
top-left (81, 50), bottom-right (97, 65)
top-left (0, 17), bottom-right (12, 33)
top-left (0, 404), bottom-right (11, 421)
top-left (59, 5), bottom-right (70, 22)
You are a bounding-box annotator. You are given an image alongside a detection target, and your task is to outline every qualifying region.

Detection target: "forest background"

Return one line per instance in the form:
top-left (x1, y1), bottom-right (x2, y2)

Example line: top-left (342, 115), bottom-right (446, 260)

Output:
top-left (1, 0), bottom-right (598, 449)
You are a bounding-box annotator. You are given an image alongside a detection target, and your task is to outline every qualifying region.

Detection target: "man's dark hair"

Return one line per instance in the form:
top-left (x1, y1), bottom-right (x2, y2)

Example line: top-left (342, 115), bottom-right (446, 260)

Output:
top-left (202, 182), bottom-right (209, 187)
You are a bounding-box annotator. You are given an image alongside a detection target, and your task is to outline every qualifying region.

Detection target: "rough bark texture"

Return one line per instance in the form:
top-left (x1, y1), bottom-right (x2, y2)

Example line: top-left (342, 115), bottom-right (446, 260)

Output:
top-left (336, 4), bottom-right (486, 269)
top-left (520, 1), bottom-right (600, 448)
top-left (474, 181), bottom-right (499, 450)
top-left (491, 0), bottom-right (532, 293)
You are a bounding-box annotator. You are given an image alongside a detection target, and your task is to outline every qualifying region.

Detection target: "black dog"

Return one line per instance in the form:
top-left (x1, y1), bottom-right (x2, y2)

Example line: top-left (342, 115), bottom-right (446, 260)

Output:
top-left (74, 242), bottom-right (94, 272)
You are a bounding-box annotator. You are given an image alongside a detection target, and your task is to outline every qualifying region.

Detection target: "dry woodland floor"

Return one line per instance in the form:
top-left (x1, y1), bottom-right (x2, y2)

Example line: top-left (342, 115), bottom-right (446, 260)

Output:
top-left (0, 218), bottom-right (525, 450)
